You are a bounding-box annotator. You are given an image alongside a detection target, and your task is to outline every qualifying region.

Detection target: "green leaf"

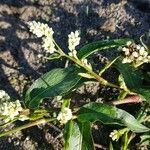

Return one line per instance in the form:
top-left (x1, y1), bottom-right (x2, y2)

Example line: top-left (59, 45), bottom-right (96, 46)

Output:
top-left (25, 66), bottom-right (82, 108)
top-left (64, 120), bottom-right (95, 150)
top-left (78, 102), bottom-right (119, 124)
top-left (46, 53), bottom-right (61, 60)
top-left (143, 72), bottom-right (150, 84)
top-left (117, 109), bottom-right (149, 133)
top-left (134, 87), bottom-right (150, 103)
top-left (64, 120), bottom-right (74, 150)
top-left (115, 59), bottom-right (142, 89)
top-left (115, 59), bottom-right (150, 103)
top-left (80, 122), bottom-right (95, 150)
top-left (77, 39), bottom-right (132, 59)
top-left (140, 133), bottom-right (150, 146)
top-left (77, 102), bottom-right (149, 133)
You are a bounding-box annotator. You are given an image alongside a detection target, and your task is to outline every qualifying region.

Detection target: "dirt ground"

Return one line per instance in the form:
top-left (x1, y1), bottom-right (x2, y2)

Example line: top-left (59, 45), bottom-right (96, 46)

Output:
top-left (0, 0), bottom-right (150, 149)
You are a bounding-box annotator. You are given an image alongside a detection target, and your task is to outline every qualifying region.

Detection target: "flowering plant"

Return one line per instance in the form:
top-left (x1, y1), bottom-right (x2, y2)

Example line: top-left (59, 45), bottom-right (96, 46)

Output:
top-left (0, 21), bottom-right (150, 149)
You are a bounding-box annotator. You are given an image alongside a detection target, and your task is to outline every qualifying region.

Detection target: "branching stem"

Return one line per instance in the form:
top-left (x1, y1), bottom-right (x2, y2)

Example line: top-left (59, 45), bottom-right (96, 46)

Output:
top-left (64, 54), bottom-right (121, 88)
top-left (0, 118), bottom-right (56, 138)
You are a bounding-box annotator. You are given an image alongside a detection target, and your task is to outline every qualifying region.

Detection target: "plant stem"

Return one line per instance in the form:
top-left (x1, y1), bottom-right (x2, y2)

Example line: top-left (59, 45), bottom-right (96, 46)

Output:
top-left (53, 40), bottom-right (130, 92)
top-left (53, 40), bottom-right (65, 56)
top-left (0, 118), bottom-right (18, 127)
top-left (0, 118), bottom-right (56, 138)
top-left (110, 95), bottom-right (142, 105)
top-left (64, 54), bottom-right (120, 89)
top-left (144, 116), bottom-right (150, 122)
top-left (53, 39), bottom-right (119, 89)
top-left (99, 56), bottom-right (119, 76)
top-left (122, 131), bottom-right (129, 150)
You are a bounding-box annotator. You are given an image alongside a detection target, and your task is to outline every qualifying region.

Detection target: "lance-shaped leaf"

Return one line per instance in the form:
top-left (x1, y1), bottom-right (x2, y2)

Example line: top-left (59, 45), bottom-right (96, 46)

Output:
top-left (77, 39), bottom-right (132, 59)
top-left (134, 86), bottom-right (150, 103)
top-left (77, 102), bottom-right (149, 133)
top-left (115, 59), bottom-right (150, 103)
top-left (115, 59), bottom-right (143, 89)
top-left (25, 66), bottom-right (83, 108)
top-left (64, 120), bottom-right (95, 150)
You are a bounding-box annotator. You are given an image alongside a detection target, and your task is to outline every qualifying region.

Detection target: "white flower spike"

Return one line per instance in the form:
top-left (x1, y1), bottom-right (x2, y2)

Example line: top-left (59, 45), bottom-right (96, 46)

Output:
top-left (28, 21), bottom-right (54, 38)
top-left (28, 21), bottom-right (56, 54)
top-left (68, 30), bottom-right (80, 51)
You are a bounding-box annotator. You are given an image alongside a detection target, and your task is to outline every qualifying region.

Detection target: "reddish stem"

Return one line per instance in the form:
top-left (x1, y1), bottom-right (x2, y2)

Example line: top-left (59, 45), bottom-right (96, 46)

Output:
top-left (110, 95), bottom-right (142, 106)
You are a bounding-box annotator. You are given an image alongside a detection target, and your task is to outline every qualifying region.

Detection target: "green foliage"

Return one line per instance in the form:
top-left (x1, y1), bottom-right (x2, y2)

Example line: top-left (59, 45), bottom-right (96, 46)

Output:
top-left (134, 87), bottom-right (150, 102)
top-left (25, 66), bottom-right (83, 108)
top-left (115, 59), bottom-right (150, 103)
top-left (0, 23), bottom-right (149, 149)
top-left (140, 133), bottom-right (150, 147)
top-left (77, 39), bottom-right (132, 59)
top-left (64, 120), bottom-right (95, 150)
top-left (77, 102), bottom-right (149, 133)
top-left (115, 58), bottom-right (143, 89)
top-left (22, 36), bottom-right (150, 149)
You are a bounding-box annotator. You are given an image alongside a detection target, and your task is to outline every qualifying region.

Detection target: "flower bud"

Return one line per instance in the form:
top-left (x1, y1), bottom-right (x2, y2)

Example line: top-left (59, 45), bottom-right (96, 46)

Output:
top-left (57, 108), bottom-right (73, 124)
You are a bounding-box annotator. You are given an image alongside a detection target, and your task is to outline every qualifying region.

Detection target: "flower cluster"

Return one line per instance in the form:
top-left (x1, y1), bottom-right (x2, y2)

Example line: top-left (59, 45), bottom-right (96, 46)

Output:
top-left (67, 31), bottom-right (93, 70)
top-left (57, 107), bottom-right (73, 124)
top-left (0, 90), bottom-right (28, 123)
top-left (0, 90), bottom-right (10, 103)
top-left (68, 31), bottom-right (80, 58)
top-left (28, 21), bottom-right (54, 38)
top-left (42, 36), bottom-right (56, 54)
top-left (0, 100), bottom-right (23, 123)
top-left (122, 41), bottom-right (150, 65)
top-left (68, 31), bottom-right (80, 51)
top-left (28, 21), bottom-right (56, 54)
top-left (109, 130), bottom-right (120, 141)
top-left (109, 128), bottom-right (127, 141)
